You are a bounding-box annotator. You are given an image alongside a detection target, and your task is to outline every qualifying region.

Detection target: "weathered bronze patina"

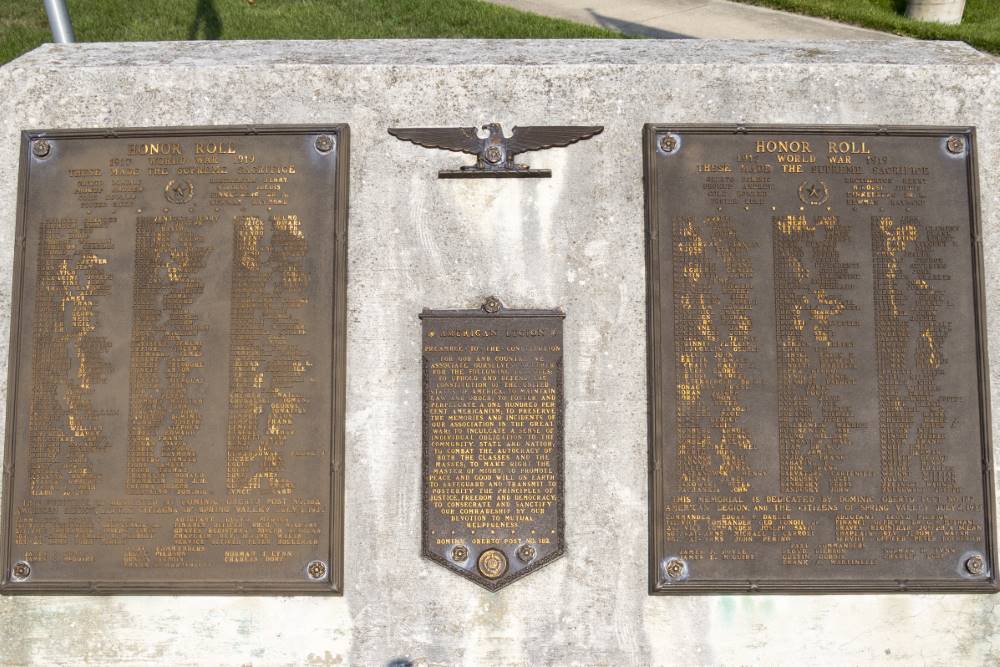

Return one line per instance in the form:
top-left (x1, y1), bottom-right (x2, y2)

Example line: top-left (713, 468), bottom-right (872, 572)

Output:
top-left (421, 298), bottom-right (564, 591)
top-left (388, 124), bottom-right (602, 178)
top-left (2, 126), bottom-right (349, 594)
top-left (645, 125), bottom-right (996, 593)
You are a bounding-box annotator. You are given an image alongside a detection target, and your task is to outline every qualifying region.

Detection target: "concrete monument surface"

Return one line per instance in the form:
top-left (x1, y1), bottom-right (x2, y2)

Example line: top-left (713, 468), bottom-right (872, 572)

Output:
top-left (0, 39), bottom-right (998, 666)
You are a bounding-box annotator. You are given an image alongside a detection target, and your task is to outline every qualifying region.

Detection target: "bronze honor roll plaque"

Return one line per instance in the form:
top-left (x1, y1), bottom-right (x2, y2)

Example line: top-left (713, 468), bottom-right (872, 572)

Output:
top-left (421, 299), bottom-right (564, 591)
top-left (2, 126), bottom-right (348, 594)
top-left (645, 125), bottom-right (995, 593)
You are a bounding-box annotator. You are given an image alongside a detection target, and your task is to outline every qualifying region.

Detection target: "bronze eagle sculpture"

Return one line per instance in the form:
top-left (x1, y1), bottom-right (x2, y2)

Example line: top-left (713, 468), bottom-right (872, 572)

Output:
top-left (388, 123), bottom-right (603, 178)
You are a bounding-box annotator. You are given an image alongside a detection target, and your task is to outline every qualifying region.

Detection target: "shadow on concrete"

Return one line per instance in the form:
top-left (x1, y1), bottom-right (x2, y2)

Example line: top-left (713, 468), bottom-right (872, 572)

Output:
top-left (188, 0), bottom-right (223, 40)
top-left (587, 9), bottom-right (692, 39)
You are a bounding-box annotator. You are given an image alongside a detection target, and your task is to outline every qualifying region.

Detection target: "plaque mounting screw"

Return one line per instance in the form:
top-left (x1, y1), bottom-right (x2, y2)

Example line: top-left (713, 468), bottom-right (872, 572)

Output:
top-left (306, 560), bottom-right (328, 581)
top-left (315, 135), bottom-right (334, 153)
top-left (946, 136), bottom-right (966, 154)
top-left (11, 561), bottom-right (30, 581)
top-left (516, 544), bottom-right (536, 563)
top-left (31, 139), bottom-right (50, 158)
top-left (965, 554), bottom-right (986, 576)
top-left (482, 296), bottom-right (502, 314)
top-left (451, 545), bottom-right (469, 562)
top-left (665, 558), bottom-right (686, 580)
top-left (659, 134), bottom-right (678, 154)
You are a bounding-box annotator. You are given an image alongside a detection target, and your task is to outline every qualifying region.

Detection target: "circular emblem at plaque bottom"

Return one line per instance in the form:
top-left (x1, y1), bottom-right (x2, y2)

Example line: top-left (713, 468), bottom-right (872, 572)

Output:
top-left (478, 549), bottom-right (508, 579)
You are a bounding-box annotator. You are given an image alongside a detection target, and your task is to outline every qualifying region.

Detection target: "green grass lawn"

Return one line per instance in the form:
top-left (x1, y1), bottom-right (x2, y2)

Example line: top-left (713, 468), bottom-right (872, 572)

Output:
top-left (3, 0), bottom-right (997, 67)
top-left (0, 0), bottom-right (620, 65)
top-left (733, 0), bottom-right (999, 54)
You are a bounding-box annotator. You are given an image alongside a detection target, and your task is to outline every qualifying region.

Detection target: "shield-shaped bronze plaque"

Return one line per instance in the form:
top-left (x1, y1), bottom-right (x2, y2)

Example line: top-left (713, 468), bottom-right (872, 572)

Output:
top-left (421, 298), bottom-right (564, 591)
top-left (645, 125), bottom-right (996, 594)
top-left (2, 126), bottom-right (348, 594)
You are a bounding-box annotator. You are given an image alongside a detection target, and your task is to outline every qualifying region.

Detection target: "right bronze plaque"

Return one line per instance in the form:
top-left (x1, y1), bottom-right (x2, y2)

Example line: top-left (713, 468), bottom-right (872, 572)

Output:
top-left (645, 125), bottom-right (996, 593)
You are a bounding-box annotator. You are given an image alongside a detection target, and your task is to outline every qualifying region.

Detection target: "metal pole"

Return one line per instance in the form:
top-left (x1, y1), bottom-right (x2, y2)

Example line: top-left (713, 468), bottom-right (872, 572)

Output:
top-left (43, 0), bottom-right (76, 43)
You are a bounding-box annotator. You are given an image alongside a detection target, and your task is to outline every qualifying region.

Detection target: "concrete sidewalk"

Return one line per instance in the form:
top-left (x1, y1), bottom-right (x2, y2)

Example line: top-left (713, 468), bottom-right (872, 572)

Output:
top-left (489, 0), bottom-right (899, 39)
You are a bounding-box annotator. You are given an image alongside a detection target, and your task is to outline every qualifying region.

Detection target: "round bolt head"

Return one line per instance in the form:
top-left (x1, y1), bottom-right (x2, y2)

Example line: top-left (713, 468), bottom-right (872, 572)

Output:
top-left (966, 554), bottom-right (985, 576)
top-left (315, 135), bottom-right (334, 153)
top-left (665, 558), bottom-right (685, 579)
top-left (659, 134), bottom-right (678, 153)
top-left (32, 139), bottom-right (51, 158)
top-left (11, 561), bottom-right (30, 581)
top-left (946, 136), bottom-right (965, 154)
top-left (306, 559), bottom-right (328, 580)
top-left (451, 545), bottom-right (469, 562)
top-left (482, 296), bottom-right (502, 314)
top-left (516, 544), bottom-right (536, 563)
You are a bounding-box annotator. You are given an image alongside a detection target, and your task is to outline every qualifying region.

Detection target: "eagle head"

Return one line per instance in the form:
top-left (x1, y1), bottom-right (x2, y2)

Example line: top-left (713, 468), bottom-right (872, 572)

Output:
top-left (482, 123), bottom-right (503, 138)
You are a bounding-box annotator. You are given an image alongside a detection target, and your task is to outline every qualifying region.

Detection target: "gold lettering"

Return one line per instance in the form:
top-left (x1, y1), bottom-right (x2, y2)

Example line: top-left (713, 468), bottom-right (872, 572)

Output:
top-left (127, 143), bottom-right (184, 156)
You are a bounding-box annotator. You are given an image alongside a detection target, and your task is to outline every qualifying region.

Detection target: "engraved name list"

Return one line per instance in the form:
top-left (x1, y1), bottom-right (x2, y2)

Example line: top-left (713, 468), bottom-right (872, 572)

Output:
top-left (646, 126), bottom-right (995, 593)
top-left (2, 127), bottom-right (348, 593)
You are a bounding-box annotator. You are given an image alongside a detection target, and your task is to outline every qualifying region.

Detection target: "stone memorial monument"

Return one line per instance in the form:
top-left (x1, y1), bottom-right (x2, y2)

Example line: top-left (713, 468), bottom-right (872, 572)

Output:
top-left (0, 38), bottom-right (997, 666)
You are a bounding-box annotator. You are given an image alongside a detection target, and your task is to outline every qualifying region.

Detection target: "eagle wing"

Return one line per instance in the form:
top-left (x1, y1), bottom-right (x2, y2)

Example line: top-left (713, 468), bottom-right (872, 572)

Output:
top-left (506, 126), bottom-right (603, 156)
top-left (387, 127), bottom-right (483, 155)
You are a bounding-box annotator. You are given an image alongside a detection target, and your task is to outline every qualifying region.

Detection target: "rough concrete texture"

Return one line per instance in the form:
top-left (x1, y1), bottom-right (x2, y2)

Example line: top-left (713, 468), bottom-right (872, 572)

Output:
top-left (0, 40), bottom-right (999, 667)
top-left (488, 0), bottom-right (898, 39)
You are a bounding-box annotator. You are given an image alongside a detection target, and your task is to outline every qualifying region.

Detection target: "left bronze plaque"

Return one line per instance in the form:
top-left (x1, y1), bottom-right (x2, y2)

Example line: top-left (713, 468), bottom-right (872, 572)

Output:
top-left (421, 298), bottom-right (564, 591)
top-left (1, 126), bottom-right (349, 594)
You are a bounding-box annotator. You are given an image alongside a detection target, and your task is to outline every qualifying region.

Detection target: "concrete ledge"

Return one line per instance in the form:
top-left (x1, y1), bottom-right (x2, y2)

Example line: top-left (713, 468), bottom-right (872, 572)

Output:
top-left (5, 38), bottom-right (995, 68)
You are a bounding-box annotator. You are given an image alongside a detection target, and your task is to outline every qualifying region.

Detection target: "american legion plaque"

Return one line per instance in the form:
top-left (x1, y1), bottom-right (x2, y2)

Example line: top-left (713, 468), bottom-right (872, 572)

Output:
top-left (1, 126), bottom-right (348, 593)
top-left (421, 298), bottom-right (564, 590)
top-left (645, 125), bottom-right (996, 593)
